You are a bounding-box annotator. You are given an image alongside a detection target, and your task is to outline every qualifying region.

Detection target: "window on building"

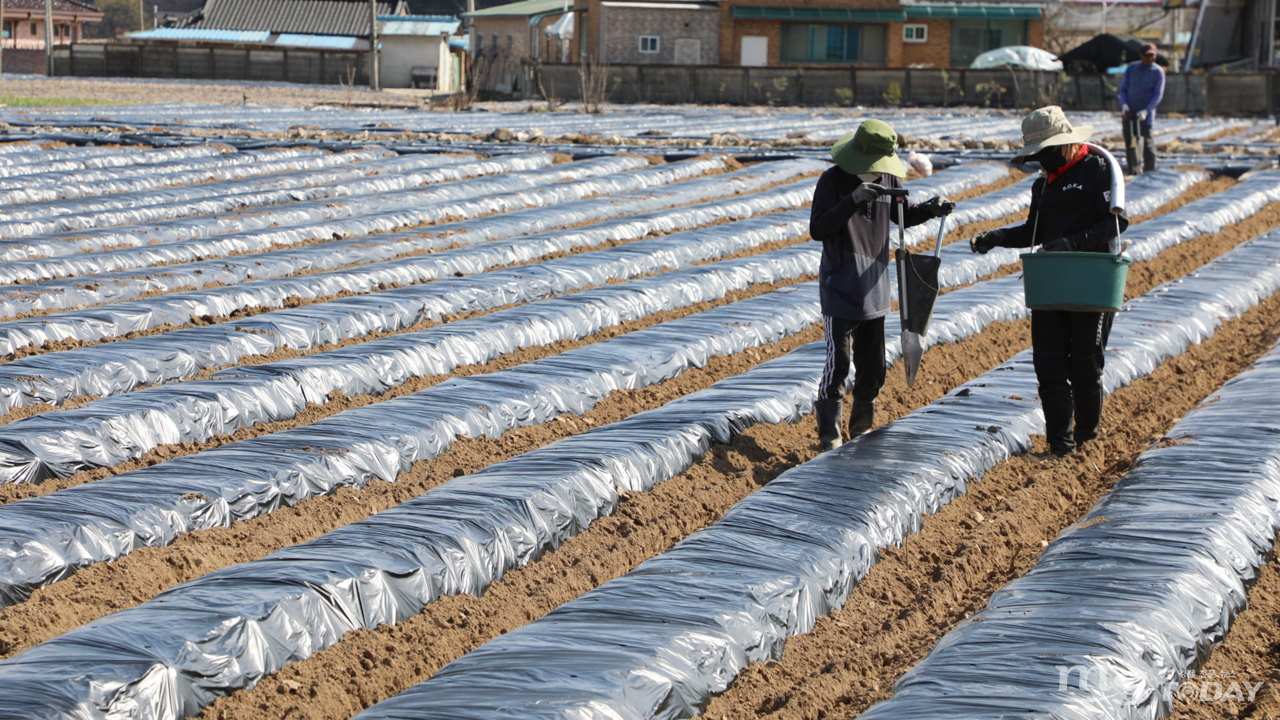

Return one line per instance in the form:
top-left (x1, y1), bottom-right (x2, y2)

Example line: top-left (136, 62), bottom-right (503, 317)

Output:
top-left (491, 33), bottom-right (498, 56)
top-left (950, 19), bottom-right (1026, 67)
top-left (781, 23), bottom-right (887, 64)
top-left (476, 33), bottom-right (483, 53)
top-left (639, 35), bottom-right (659, 53)
top-left (903, 24), bottom-right (927, 43)
top-left (30, 22), bottom-right (37, 35)
top-left (2, 21), bottom-right (10, 39)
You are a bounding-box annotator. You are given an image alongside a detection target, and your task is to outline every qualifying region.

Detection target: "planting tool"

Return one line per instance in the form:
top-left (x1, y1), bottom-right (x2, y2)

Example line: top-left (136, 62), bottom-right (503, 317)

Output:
top-left (1127, 116), bottom-right (1144, 176)
top-left (894, 191), bottom-right (943, 387)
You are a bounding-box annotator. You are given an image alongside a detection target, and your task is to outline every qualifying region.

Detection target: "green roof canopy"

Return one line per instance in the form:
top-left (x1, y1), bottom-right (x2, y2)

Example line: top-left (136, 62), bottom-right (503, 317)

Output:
top-left (731, 6), bottom-right (907, 21)
top-left (905, 5), bottom-right (1043, 19)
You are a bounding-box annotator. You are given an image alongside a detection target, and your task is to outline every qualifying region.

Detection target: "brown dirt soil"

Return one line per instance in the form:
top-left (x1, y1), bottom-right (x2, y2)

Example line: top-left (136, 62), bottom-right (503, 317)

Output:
top-left (695, 285), bottom-right (1280, 720)
top-left (188, 316), bottom-right (1031, 720)
top-left (1166, 539), bottom-right (1280, 720)
top-left (186, 200), bottom-right (1280, 720)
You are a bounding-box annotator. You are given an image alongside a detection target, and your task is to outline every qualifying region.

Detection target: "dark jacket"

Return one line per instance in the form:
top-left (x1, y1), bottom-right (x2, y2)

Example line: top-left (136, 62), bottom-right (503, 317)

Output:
top-left (809, 166), bottom-right (933, 321)
top-left (1002, 149), bottom-right (1128, 252)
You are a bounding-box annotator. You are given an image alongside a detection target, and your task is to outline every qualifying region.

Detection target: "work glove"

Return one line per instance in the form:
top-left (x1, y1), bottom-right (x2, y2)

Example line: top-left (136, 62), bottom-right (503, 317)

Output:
top-left (852, 183), bottom-right (886, 206)
top-left (1137, 109), bottom-right (1148, 121)
top-left (920, 196), bottom-right (956, 218)
top-left (970, 229), bottom-right (1005, 254)
top-left (1122, 104), bottom-right (1131, 120)
top-left (1037, 237), bottom-right (1074, 253)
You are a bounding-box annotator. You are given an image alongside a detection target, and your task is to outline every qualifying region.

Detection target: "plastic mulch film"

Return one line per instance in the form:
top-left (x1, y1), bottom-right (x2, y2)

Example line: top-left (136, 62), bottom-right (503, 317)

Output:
top-left (0, 147), bottom-right (330, 202)
top-left (0, 244), bottom-right (820, 604)
top-left (0, 158), bottom-right (822, 313)
top-left (0, 262), bottom-right (1036, 718)
top-left (0, 160), bottom-right (1002, 292)
top-left (859, 293), bottom-right (1280, 720)
top-left (0, 206), bottom-right (808, 421)
top-left (0, 159), bottom-right (999, 408)
top-left (0, 149), bottom-right (488, 229)
top-left (932, 168), bottom-right (1212, 289)
top-left (0, 143), bottom-right (227, 179)
top-left (342, 220), bottom-right (1280, 720)
top-left (0, 153), bottom-right (654, 259)
top-left (0, 105), bottom-right (1139, 142)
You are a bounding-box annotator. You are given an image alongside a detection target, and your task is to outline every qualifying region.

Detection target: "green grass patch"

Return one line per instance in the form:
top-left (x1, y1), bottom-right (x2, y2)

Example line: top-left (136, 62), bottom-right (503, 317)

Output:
top-left (0, 94), bottom-right (127, 107)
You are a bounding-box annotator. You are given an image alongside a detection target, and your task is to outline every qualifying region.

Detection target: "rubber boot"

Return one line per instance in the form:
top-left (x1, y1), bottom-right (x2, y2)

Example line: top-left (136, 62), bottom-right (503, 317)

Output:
top-left (848, 398), bottom-right (875, 438)
top-left (1041, 388), bottom-right (1076, 457)
top-left (1072, 387), bottom-right (1104, 448)
top-left (815, 398), bottom-right (843, 452)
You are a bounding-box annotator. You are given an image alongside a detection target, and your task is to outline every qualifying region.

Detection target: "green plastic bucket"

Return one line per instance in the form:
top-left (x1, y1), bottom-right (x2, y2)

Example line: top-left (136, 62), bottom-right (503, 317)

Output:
top-left (1020, 251), bottom-right (1131, 312)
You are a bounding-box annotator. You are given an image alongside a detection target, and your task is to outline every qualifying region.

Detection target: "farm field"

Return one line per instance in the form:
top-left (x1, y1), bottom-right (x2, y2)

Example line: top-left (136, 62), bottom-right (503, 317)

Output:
top-left (0, 105), bottom-right (1276, 720)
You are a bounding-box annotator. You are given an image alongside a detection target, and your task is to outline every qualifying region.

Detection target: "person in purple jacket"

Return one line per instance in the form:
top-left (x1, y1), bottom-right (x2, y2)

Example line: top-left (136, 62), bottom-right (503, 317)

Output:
top-left (809, 120), bottom-right (954, 452)
top-left (1118, 42), bottom-right (1165, 174)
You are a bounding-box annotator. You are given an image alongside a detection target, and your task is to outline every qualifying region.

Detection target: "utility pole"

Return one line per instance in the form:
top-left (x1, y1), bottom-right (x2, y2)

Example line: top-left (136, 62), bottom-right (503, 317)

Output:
top-left (368, 0), bottom-right (380, 90)
top-left (138, 0), bottom-right (144, 31)
top-left (44, 0), bottom-right (53, 76)
top-left (1, 0), bottom-right (6, 77)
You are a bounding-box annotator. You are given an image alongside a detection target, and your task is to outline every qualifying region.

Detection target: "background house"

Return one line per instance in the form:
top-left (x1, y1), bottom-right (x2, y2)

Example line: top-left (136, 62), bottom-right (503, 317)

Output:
top-left (1, 0), bottom-right (103, 74)
top-left (572, 0), bottom-right (719, 66)
top-left (377, 14), bottom-right (461, 89)
top-left (464, 0), bottom-right (576, 93)
top-left (716, 0), bottom-right (1044, 67)
top-left (2, 0), bottom-right (102, 48)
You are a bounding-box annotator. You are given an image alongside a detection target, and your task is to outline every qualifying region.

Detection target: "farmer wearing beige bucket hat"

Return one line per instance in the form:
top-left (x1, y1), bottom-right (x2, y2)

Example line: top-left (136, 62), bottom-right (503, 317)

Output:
top-left (970, 106), bottom-right (1128, 458)
top-left (810, 119), bottom-right (955, 452)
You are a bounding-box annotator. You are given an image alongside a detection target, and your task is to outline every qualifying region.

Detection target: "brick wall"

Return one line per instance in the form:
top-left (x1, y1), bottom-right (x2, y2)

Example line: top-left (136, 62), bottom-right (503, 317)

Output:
top-left (2, 49), bottom-right (46, 74)
top-left (901, 19), bottom-right (950, 68)
top-left (600, 5), bottom-right (718, 65)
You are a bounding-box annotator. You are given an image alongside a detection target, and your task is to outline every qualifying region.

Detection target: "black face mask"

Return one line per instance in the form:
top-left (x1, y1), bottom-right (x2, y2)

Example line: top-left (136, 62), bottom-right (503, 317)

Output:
top-left (1035, 147), bottom-right (1070, 173)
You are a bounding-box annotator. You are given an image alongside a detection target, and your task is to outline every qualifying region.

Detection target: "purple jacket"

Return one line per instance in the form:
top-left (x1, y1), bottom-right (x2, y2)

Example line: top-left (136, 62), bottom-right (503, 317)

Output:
top-left (1119, 62), bottom-right (1165, 126)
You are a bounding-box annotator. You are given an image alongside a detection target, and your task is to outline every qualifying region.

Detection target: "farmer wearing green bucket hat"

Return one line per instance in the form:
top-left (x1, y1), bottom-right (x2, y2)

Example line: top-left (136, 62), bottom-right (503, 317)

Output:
top-left (811, 119), bottom-right (955, 452)
top-left (970, 106), bottom-right (1129, 458)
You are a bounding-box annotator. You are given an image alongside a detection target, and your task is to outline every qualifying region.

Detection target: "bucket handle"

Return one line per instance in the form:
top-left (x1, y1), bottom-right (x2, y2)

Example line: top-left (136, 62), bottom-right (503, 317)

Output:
top-left (1031, 144), bottom-right (1128, 260)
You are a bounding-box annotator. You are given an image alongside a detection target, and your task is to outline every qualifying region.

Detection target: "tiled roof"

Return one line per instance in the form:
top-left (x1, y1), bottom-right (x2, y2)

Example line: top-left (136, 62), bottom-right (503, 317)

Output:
top-left (189, 0), bottom-right (404, 37)
top-left (5, 0), bottom-right (103, 13)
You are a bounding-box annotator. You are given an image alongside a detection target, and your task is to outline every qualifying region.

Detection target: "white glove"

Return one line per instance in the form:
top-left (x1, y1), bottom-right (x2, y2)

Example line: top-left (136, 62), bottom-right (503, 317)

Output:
top-left (1137, 109), bottom-right (1148, 121)
top-left (853, 183), bottom-right (885, 205)
top-left (1122, 104), bottom-right (1129, 114)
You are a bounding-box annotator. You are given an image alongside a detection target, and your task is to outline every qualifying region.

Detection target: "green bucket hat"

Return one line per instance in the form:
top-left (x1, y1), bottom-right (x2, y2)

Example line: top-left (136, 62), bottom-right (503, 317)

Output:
top-left (831, 119), bottom-right (907, 178)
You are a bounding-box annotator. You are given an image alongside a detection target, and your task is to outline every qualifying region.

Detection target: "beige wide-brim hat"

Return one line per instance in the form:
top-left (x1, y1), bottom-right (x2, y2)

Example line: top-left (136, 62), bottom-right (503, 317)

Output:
top-left (831, 119), bottom-right (908, 178)
top-left (1011, 106), bottom-right (1094, 164)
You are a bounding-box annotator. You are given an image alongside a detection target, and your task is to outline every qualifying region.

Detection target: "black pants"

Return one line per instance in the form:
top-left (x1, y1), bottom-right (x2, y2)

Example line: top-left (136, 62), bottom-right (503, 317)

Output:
top-left (1122, 118), bottom-right (1157, 174)
top-left (818, 315), bottom-right (885, 402)
top-left (1031, 309), bottom-right (1114, 455)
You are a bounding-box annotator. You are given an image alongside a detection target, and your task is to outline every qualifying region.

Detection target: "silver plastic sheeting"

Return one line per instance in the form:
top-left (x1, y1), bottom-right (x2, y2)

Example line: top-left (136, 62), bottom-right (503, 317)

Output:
top-left (0, 265), bottom-right (1038, 719)
top-left (0, 205), bottom-right (804, 397)
top-left (0, 157), bottom-right (1014, 414)
top-left (346, 215), bottom-right (1280, 720)
top-left (0, 148), bottom-right (476, 227)
top-left (0, 158), bottom-right (822, 315)
top-left (0, 154), bottom-right (655, 259)
top-left (0, 244), bottom-right (817, 605)
top-left (0, 211), bottom-right (812, 480)
top-left (0, 143), bottom-right (225, 179)
top-left (0, 147), bottom-right (325, 201)
top-left (0, 158), bottom-right (1001, 289)
top-left (0, 103), bottom-right (1153, 142)
top-left (861, 271), bottom-right (1280, 720)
